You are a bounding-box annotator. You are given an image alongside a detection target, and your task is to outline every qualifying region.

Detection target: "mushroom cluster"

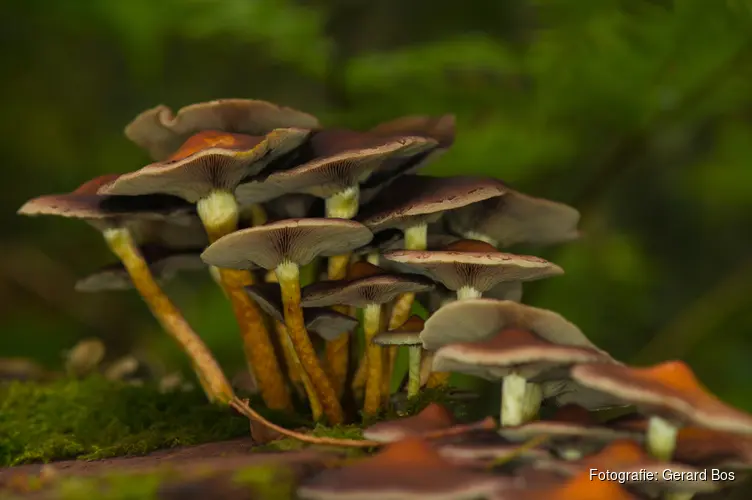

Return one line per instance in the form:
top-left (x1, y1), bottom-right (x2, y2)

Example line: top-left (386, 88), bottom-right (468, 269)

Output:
top-left (18, 98), bottom-right (752, 498)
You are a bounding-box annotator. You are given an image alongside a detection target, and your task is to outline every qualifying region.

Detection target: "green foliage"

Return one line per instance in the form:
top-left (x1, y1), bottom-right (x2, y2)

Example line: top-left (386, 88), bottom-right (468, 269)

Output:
top-left (0, 377), bottom-right (252, 466)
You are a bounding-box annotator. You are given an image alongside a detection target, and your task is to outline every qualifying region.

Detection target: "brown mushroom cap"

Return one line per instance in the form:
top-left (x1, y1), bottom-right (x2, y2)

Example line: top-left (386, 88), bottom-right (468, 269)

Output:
top-left (420, 299), bottom-right (602, 352)
top-left (383, 239), bottom-right (564, 293)
top-left (571, 360), bottom-right (752, 434)
top-left (373, 315), bottom-right (425, 346)
top-left (445, 190), bottom-right (581, 248)
top-left (17, 174), bottom-right (194, 227)
top-left (125, 98), bottom-right (320, 161)
top-left (201, 218), bottom-right (373, 270)
top-left (493, 469), bottom-right (638, 500)
top-left (300, 264), bottom-right (435, 308)
top-left (234, 133), bottom-right (436, 205)
top-left (363, 403), bottom-right (456, 443)
top-left (75, 246), bottom-right (206, 292)
top-left (436, 430), bottom-right (551, 468)
top-left (99, 129), bottom-right (310, 203)
top-left (433, 328), bottom-right (611, 382)
top-left (297, 437), bottom-right (509, 500)
top-left (356, 175), bottom-right (507, 234)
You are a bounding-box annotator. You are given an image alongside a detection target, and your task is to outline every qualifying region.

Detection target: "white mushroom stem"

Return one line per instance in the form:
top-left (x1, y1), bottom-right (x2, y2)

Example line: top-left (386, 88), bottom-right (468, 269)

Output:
top-left (363, 302), bottom-right (384, 416)
top-left (646, 415), bottom-right (679, 461)
top-left (456, 286), bottom-right (482, 300)
top-left (325, 186), bottom-right (360, 219)
top-left (406, 345), bottom-right (423, 398)
top-left (463, 230), bottom-right (499, 247)
top-left (102, 227), bottom-right (234, 404)
top-left (276, 260), bottom-right (344, 424)
top-left (501, 373), bottom-right (528, 426)
top-left (521, 382), bottom-right (543, 422)
top-left (196, 189), bottom-right (291, 411)
top-left (404, 223), bottom-right (428, 251)
top-left (559, 448), bottom-right (584, 461)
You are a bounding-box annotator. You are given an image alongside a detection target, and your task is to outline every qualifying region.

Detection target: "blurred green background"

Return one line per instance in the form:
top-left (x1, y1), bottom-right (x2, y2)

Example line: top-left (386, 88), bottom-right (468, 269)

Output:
top-left (2, 0), bottom-right (751, 408)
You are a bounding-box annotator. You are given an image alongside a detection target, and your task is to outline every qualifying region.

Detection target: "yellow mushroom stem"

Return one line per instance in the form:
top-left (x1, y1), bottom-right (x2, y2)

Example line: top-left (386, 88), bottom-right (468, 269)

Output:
top-left (275, 321), bottom-right (323, 421)
top-left (276, 260), bottom-right (344, 425)
top-left (406, 345), bottom-right (422, 398)
top-left (646, 415), bottom-right (680, 461)
top-left (323, 186), bottom-right (360, 398)
top-left (197, 190), bottom-right (291, 411)
top-left (103, 227), bottom-right (233, 403)
top-left (363, 303), bottom-right (384, 416)
top-left (273, 321), bottom-right (305, 398)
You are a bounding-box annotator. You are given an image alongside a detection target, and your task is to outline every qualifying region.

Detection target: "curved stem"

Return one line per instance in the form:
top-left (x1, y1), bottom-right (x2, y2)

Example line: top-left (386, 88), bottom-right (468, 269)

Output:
top-left (273, 321), bottom-right (305, 398)
top-left (646, 415), bottom-right (679, 461)
top-left (363, 303), bottom-right (383, 417)
top-left (277, 261), bottom-right (344, 425)
top-left (103, 227), bottom-right (233, 404)
top-left (275, 321), bottom-right (323, 421)
top-left (197, 189), bottom-right (291, 411)
top-left (407, 345), bottom-right (422, 399)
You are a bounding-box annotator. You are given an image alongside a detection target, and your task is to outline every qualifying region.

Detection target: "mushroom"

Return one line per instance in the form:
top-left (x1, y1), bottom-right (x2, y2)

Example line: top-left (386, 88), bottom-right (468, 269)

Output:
top-left (236, 131), bottom-right (436, 398)
top-left (100, 129), bottom-right (312, 411)
top-left (363, 403), bottom-right (457, 443)
top-left (435, 430), bottom-right (551, 469)
top-left (297, 437), bottom-right (510, 500)
top-left (420, 298), bottom-right (613, 422)
top-left (571, 360), bottom-right (752, 461)
top-left (498, 404), bottom-right (640, 460)
top-left (444, 189), bottom-right (581, 248)
top-left (125, 98), bottom-right (320, 161)
top-left (18, 175), bottom-right (233, 403)
top-left (300, 261), bottom-right (434, 416)
top-left (201, 218), bottom-right (373, 424)
top-left (64, 337), bottom-right (106, 378)
top-left (383, 239), bottom-right (563, 300)
top-left (75, 246), bottom-right (205, 292)
top-left (491, 469), bottom-right (638, 500)
top-left (433, 327), bottom-right (613, 427)
top-left (372, 315), bottom-right (425, 398)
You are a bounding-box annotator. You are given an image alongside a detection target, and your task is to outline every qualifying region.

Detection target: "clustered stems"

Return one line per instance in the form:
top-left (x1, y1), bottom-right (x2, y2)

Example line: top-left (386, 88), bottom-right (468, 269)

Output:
top-left (646, 415), bottom-right (679, 461)
top-left (197, 190), bottom-right (291, 411)
top-left (276, 261), bottom-right (344, 424)
top-left (103, 227), bottom-right (234, 403)
top-left (406, 345), bottom-right (422, 398)
top-left (363, 303), bottom-right (383, 416)
top-left (275, 321), bottom-right (323, 421)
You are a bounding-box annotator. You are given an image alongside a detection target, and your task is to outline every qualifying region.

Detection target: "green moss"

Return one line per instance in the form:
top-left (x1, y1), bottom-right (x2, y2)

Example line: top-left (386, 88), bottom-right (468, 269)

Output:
top-left (257, 424), bottom-right (370, 458)
top-left (57, 472), bottom-right (168, 500)
top-left (0, 376), bottom-right (272, 466)
top-left (233, 464), bottom-right (296, 500)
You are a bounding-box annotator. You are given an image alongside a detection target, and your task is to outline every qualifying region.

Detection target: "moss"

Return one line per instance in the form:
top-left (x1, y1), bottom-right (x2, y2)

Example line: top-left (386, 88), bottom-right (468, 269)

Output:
top-left (0, 376), bottom-right (293, 466)
top-left (258, 424), bottom-right (370, 458)
top-left (233, 464), bottom-right (296, 500)
top-left (57, 472), bottom-right (168, 500)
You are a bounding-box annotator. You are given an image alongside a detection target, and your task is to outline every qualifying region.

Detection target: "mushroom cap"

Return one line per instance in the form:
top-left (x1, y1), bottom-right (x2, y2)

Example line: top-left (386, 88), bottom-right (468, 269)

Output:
top-left (125, 98), bottom-right (320, 160)
top-left (356, 175), bottom-right (507, 234)
top-left (17, 174), bottom-right (193, 223)
top-left (243, 282), bottom-right (285, 322)
top-left (383, 239), bottom-right (564, 293)
top-left (300, 266), bottom-right (435, 308)
top-left (75, 246), bottom-right (205, 292)
top-left (362, 403), bottom-right (456, 443)
top-left (436, 430), bottom-right (550, 468)
top-left (493, 470), bottom-right (638, 500)
top-left (235, 134), bottom-right (437, 204)
top-left (445, 190), bottom-right (581, 248)
top-left (100, 129), bottom-right (310, 203)
top-left (303, 308), bottom-right (359, 341)
top-left (425, 281), bottom-right (523, 314)
top-left (297, 437), bottom-right (509, 500)
top-left (201, 218), bottom-right (373, 270)
top-left (373, 315), bottom-right (425, 346)
top-left (353, 227), bottom-right (459, 260)
top-left (571, 360), bottom-right (752, 433)
top-left (674, 427), bottom-right (752, 468)
top-left (420, 299), bottom-right (602, 352)
top-left (433, 328), bottom-right (611, 382)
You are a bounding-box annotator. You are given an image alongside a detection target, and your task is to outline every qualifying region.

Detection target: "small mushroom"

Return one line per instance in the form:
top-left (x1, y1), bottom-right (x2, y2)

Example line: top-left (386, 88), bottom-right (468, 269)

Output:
top-left (75, 246), bottom-right (206, 292)
top-left (499, 404), bottom-right (640, 460)
top-left (0, 358), bottom-right (50, 382)
top-left (297, 437), bottom-right (510, 500)
top-left (18, 176), bottom-right (232, 404)
top-left (373, 315), bottom-right (425, 398)
top-left (300, 261), bottom-right (434, 416)
top-left (64, 337), bottom-right (106, 378)
top-left (201, 218), bottom-right (373, 424)
top-left (571, 360), bottom-right (752, 461)
top-left (125, 98), bottom-right (320, 161)
top-left (363, 403), bottom-right (457, 443)
top-left (445, 189), bottom-right (581, 248)
top-left (383, 239), bottom-right (563, 300)
top-left (433, 327), bottom-right (613, 426)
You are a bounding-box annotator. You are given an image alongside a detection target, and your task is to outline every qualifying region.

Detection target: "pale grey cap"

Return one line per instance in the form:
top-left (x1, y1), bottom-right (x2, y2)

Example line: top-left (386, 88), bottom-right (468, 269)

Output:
top-left (372, 315), bottom-right (425, 346)
top-left (125, 98), bottom-right (320, 160)
top-left (301, 271), bottom-right (434, 308)
top-left (201, 218), bottom-right (373, 270)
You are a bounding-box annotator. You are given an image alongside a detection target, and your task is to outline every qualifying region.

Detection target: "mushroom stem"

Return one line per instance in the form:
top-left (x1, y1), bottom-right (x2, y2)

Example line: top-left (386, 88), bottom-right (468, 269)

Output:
top-left (404, 223), bottom-right (428, 251)
top-left (521, 382), bottom-right (543, 422)
top-left (464, 231), bottom-right (499, 247)
top-left (456, 286), bottom-right (482, 300)
top-left (275, 321), bottom-right (323, 421)
top-left (363, 303), bottom-right (384, 417)
top-left (102, 227), bottom-right (233, 404)
top-left (197, 189), bottom-right (291, 411)
top-left (366, 250), bottom-right (380, 266)
top-left (276, 260), bottom-right (344, 424)
top-left (646, 415), bottom-right (679, 461)
top-left (323, 186), bottom-right (360, 398)
top-left (273, 321), bottom-right (305, 397)
top-left (407, 345), bottom-right (422, 398)
top-left (501, 373), bottom-right (528, 426)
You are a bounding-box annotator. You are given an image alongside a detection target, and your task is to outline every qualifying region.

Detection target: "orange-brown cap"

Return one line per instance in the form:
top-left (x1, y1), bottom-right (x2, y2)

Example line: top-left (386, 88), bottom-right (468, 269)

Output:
top-left (363, 403), bottom-right (456, 443)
